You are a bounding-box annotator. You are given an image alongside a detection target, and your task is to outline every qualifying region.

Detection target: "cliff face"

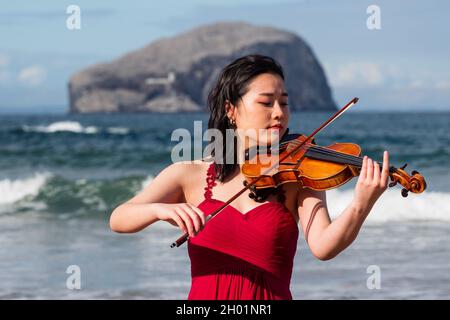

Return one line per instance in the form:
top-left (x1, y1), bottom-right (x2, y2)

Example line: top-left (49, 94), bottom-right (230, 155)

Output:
top-left (68, 22), bottom-right (336, 113)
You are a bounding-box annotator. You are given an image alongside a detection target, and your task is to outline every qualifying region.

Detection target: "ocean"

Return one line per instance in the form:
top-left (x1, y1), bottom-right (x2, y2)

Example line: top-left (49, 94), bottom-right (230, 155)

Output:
top-left (0, 111), bottom-right (449, 299)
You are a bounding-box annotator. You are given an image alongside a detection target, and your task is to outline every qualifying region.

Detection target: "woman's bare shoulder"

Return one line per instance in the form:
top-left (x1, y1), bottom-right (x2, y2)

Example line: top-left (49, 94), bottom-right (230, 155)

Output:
top-left (174, 157), bottom-right (214, 203)
top-left (124, 158), bottom-right (212, 205)
top-left (170, 157), bottom-right (214, 184)
top-left (172, 157), bottom-right (213, 172)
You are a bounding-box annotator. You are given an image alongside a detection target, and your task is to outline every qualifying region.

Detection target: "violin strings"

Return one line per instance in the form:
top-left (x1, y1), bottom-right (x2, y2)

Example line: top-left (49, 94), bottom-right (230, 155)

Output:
top-left (307, 147), bottom-right (362, 167)
top-left (314, 145), bottom-right (384, 164)
top-left (310, 145), bottom-right (385, 167)
top-left (310, 146), bottom-right (363, 164)
top-left (282, 140), bottom-right (362, 164)
top-left (282, 141), bottom-right (380, 167)
top-left (281, 140), bottom-right (384, 167)
top-left (307, 146), bottom-right (396, 174)
top-left (312, 146), bottom-right (368, 165)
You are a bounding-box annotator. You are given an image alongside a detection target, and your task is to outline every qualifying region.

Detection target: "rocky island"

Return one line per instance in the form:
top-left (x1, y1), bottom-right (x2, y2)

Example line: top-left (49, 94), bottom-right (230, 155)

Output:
top-left (68, 22), bottom-right (336, 113)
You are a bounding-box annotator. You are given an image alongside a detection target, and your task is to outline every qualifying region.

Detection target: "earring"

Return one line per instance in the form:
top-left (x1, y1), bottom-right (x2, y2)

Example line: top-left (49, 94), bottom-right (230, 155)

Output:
top-left (228, 118), bottom-right (236, 127)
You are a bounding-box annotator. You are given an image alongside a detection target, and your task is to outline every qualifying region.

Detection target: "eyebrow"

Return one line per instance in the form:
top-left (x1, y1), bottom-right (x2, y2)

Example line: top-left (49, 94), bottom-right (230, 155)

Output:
top-left (258, 92), bottom-right (289, 97)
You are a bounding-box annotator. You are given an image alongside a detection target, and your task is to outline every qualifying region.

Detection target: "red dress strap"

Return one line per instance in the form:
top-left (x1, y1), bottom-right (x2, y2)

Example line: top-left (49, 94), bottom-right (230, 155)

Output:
top-left (203, 162), bottom-right (217, 200)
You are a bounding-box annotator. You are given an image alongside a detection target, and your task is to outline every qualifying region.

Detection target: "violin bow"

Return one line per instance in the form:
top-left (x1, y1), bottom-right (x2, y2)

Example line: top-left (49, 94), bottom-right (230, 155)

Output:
top-left (170, 97), bottom-right (359, 248)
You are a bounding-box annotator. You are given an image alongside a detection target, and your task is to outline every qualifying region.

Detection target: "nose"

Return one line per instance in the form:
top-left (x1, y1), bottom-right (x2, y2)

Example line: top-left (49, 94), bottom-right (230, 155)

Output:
top-left (272, 100), bottom-right (286, 120)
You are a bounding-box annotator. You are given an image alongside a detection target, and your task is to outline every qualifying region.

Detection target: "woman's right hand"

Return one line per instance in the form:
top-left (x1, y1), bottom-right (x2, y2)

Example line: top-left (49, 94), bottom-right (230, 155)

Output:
top-left (154, 203), bottom-right (206, 237)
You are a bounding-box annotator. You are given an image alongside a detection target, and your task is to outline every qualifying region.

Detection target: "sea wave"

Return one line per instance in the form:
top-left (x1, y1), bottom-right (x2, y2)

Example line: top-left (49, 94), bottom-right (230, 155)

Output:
top-left (20, 121), bottom-right (129, 135)
top-left (0, 173), bottom-right (149, 216)
top-left (0, 172), bottom-right (52, 204)
top-left (0, 172), bottom-right (448, 222)
top-left (326, 188), bottom-right (450, 223)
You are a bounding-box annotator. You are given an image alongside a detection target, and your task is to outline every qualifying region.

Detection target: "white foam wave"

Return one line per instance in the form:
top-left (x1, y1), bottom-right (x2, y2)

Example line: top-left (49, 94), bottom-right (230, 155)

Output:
top-left (23, 121), bottom-right (98, 134)
top-left (22, 121), bottom-right (130, 135)
top-left (326, 188), bottom-right (450, 223)
top-left (0, 172), bottom-right (52, 204)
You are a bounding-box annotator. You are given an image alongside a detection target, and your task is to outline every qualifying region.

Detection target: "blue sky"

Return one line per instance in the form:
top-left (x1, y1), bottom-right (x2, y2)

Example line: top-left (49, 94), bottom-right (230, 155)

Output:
top-left (0, 0), bottom-right (449, 113)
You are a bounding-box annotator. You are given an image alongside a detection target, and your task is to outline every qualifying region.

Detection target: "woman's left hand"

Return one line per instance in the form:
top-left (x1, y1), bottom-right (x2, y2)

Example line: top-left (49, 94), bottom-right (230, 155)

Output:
top-left (353, 151), bottom-right (390, 212)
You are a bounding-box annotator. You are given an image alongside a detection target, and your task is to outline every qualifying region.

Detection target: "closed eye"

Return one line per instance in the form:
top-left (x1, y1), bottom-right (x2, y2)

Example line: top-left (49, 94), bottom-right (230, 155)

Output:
top-left (260, 102), bottom-right (288, 106)
top-left (259, 101), bottom-right (288, 107)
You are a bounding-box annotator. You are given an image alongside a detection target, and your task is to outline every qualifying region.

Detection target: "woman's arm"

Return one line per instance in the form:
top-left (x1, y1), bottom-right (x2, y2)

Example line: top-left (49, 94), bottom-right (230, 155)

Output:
top-left (297, 151), bottom-right (390, 260)
top-left (109, 162), bottom-right (205, 235)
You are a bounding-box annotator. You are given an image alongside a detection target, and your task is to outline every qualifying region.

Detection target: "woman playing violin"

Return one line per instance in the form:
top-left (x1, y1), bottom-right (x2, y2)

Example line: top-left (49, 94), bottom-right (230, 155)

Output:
top-left (109, 54), bottom-right (390, 300)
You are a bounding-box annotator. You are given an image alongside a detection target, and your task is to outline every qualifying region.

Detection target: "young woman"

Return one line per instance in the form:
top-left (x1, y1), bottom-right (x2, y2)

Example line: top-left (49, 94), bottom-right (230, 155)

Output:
top-left (109, 55), bottom-right (390, 300)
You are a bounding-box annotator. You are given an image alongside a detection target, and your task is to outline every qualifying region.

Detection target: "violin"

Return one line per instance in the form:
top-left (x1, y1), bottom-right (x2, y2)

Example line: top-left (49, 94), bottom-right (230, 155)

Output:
top-left (242, 132), bottom-right (426, 200)
top-left (170, 97), bottom-right (427, 248)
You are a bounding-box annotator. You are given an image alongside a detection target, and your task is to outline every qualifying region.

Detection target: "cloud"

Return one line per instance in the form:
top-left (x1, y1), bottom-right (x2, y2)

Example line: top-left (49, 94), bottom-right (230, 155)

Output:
top-left (325, 61), bottom-right (450, 92)
top-left (408, 79), bottom-right (424, 89)
top-left (399, 79), bottom-right (450, 92)
top-left (18, 66), bottom-right (47, 86)
top-left (325, 60), bottom-right (450, 111)
top-left (435, 81), bottom-right (450, 91)
top-left (327, 62), bottom-right (384, 87)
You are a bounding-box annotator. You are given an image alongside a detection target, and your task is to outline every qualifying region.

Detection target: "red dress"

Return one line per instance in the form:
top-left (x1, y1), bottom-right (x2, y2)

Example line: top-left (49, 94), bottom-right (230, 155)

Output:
top-left (187, 163), bottom-right (299, 300)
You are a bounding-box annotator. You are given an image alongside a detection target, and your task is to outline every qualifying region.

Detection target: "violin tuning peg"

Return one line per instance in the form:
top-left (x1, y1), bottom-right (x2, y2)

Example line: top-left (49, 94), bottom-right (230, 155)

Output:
top-left (389, 181), bottom-right (397, 188)
top-left (401, 188), bottom-right (409, 197)
top-left (411, 170), bottom-right (418, 175)
top-left (243, 180), bottom-right (248, 186)
top-left (400, 163), bottom-right (408, 170)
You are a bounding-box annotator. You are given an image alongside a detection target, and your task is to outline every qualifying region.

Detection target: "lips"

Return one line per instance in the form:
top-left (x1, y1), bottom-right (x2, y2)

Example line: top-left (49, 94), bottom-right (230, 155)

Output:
top-left (269, 124), bottom-right (283, 130)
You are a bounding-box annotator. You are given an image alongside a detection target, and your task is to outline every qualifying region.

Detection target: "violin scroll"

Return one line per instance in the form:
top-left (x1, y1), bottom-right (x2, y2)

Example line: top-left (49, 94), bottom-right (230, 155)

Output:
top-left (388, 163), bottom-right (427, 197)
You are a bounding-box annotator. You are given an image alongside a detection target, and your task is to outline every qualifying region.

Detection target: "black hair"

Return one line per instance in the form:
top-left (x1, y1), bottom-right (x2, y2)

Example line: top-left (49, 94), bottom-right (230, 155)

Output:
top-left (207, 54), bottom-right (285, 183)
